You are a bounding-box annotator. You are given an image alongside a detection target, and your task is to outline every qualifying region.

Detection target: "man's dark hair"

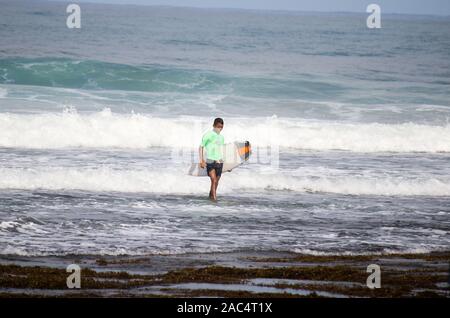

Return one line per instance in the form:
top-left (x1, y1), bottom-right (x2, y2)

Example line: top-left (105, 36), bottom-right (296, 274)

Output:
top-left (213, 118), bottom-right (224, 126)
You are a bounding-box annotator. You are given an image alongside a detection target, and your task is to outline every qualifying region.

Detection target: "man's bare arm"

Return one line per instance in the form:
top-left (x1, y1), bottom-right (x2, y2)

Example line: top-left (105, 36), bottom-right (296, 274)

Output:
top-left (199, 146), bottom-right (206, 168)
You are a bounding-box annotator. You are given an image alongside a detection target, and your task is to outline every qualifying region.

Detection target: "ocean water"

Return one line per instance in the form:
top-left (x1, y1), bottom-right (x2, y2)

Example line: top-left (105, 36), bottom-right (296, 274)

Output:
top-left (0, 0), bottom-right (449, 256)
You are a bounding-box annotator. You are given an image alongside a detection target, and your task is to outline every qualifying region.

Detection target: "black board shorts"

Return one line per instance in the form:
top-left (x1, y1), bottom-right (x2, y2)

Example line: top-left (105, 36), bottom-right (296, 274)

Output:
top-left (206, 161), bottom-right (223, 177)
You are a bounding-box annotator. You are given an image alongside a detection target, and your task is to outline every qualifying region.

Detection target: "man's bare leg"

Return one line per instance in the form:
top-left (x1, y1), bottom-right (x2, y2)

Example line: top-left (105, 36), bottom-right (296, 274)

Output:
top-left (215, 176), bottom-right (221, 193)
top-left (208, 170), bottom-right (217, 201)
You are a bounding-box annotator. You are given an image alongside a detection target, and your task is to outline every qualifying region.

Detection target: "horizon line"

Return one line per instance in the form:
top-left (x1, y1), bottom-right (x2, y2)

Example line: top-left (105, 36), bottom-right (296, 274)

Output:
top-left (42, 0), bottom-right (450, 18)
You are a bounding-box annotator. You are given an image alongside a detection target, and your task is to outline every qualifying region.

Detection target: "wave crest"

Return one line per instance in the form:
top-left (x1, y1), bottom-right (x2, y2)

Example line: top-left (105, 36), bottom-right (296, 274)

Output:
top-left (1, 109), bottom-right (450, 152)
top-left (1, 166), bottom-right (449, 196)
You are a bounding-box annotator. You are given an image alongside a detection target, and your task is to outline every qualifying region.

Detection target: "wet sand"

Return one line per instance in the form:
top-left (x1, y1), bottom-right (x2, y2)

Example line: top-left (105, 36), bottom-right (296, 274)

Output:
top-left (0, 251), bottom-right (449, 298)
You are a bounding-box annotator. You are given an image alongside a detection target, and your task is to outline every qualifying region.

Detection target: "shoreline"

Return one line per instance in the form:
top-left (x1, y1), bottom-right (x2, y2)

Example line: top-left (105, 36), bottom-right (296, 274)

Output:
top-left (1, 250), bottom-right (448, 298)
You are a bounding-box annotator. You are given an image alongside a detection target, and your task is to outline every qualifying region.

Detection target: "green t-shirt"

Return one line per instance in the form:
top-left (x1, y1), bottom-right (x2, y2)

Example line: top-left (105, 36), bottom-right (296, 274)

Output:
top-left (201, 130), bottom-right (224, 161)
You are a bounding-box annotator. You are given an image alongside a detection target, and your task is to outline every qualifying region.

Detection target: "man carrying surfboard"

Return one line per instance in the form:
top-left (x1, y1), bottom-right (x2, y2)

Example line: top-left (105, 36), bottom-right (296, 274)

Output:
top-left (199, 118), bottom-right (224, 201)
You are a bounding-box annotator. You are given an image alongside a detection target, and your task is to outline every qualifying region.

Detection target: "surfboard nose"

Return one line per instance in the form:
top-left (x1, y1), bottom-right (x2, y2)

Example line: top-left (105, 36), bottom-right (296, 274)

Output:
top-left (244, 141), bottom-right (251, 161)
top-left (237, 141), bottom-right (251, 161)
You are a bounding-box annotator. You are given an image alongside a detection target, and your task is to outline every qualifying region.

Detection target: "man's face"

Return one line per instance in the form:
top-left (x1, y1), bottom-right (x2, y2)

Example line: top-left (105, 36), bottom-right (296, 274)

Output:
top-left (213, 123), bottom-right (223, 133)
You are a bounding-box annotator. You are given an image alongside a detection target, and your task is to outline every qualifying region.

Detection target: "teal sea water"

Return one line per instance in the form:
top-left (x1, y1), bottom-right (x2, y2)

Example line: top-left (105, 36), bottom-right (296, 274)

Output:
top-left (0, 0), bottom-right (449, 256)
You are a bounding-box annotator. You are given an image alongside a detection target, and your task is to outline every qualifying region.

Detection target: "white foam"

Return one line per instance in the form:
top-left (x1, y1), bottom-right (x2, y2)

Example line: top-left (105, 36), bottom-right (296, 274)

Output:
top-left (0, 87), bottom-right (7, 98)
top-left (1, 109), bottom-right (450, 152)
top-left (291, 247), bottom-right (441, 256)
top-left (0, 166), bottom-right (449, 196)
top-left (0, 221), bottom-right (19, 230)
top-left (0, 244), bottom-right (236, 257)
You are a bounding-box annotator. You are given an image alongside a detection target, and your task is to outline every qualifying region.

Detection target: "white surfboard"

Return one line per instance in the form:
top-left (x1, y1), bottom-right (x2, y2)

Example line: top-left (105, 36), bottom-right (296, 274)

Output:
top-left (187, 141), bottom-right (251, 177)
